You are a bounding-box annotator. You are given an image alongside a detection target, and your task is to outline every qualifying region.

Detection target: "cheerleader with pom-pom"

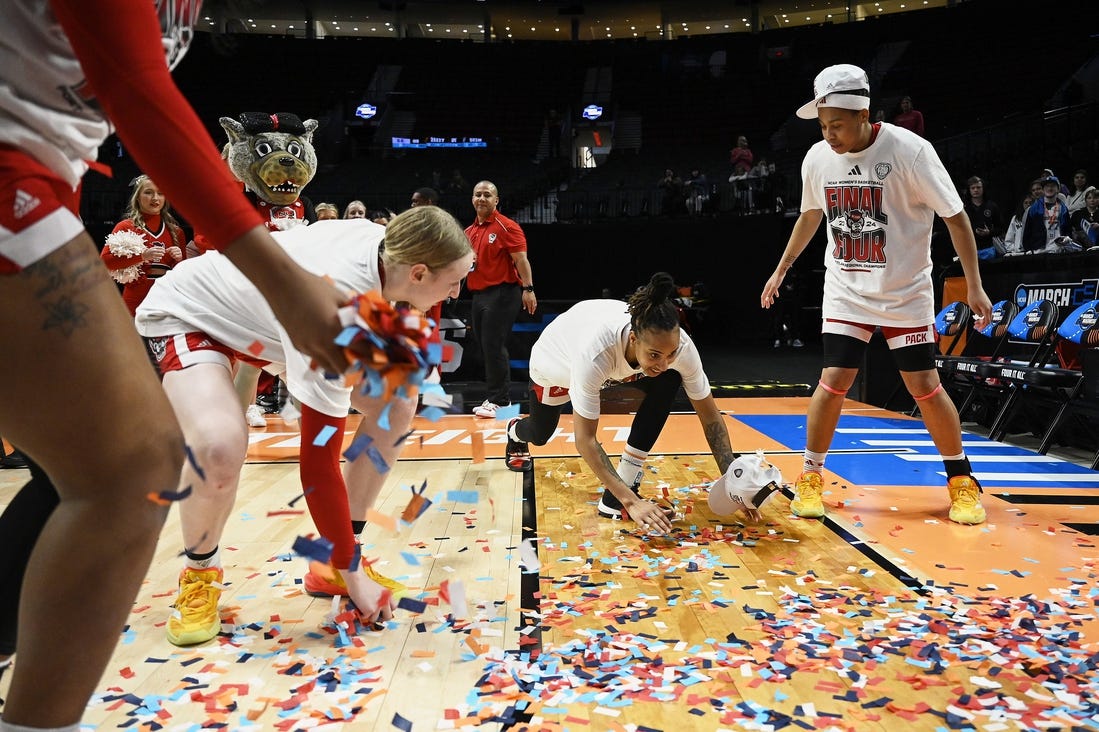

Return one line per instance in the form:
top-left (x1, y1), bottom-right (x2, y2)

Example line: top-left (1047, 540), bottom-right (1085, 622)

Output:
top-left (100, 175), bottom-right (186, 314)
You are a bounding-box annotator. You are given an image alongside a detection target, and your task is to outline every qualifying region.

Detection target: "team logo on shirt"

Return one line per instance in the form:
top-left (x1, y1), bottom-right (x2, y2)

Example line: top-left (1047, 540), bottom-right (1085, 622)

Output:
top-left (488, 233), bottom-right (497, 244)
top-left (874, 162), bottom-right (892, 180)
top-left (825, 184), bottom-right (888, 267)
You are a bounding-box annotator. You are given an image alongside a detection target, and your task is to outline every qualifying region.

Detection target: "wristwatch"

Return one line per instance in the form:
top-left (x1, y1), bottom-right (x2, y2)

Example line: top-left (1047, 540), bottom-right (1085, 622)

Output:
top-left (522, 285), bottom-right (535, 292)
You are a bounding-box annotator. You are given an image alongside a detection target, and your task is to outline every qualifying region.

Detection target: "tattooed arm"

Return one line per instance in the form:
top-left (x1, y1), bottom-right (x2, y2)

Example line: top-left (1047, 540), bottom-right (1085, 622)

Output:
top-left (573, 414), bottom-right (673, 533)
top-left (761, 208), bottom-right (823, 309)
top-left (690, 394), bottom-right (739, 473)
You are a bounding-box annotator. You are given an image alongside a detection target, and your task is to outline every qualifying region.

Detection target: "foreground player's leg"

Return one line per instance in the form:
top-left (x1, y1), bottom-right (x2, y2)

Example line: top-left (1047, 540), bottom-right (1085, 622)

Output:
top-left (0, 236), bottom-right (182, 727)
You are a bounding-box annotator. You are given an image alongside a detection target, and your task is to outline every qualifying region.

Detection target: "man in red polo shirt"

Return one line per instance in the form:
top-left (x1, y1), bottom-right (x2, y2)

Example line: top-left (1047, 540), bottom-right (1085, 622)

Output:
top-left (465, 180), bottom-right (537, 418)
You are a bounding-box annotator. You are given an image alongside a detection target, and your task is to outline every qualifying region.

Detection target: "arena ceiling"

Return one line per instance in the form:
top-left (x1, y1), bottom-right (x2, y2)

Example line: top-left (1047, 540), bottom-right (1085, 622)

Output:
top-left (202, 0), bottom-right (949, 41)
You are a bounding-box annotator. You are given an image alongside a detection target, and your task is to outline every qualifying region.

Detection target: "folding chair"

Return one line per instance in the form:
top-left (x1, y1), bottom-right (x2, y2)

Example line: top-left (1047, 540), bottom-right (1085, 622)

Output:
top-left (989, 299), bottom-right (1099, 450)
top-left (939, 299), bottom-right (1018, 417)
top-left (965, 299), bottom-right (1060, 439)
top-left (887, 300), bottom-right (971, 416)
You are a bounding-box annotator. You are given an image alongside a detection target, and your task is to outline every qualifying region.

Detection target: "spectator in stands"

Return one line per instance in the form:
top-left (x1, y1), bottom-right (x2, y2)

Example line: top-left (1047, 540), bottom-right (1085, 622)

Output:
top-left (1040, 168), bottom-right (1071, 202)
top-left (770, 268), bottom-right (804, 348)
top-left (963, 176), bottom-right (1004, 257)
top-left (684, 168), bottom-right (709, 215)
top-left (1069, 186), bottom-right (1099, 248)
top-left (744, 157), bottom-right (775, 213)
top-left (1067, 169), bottom-right (1090, 212)
top-left (1001, 182), bottom-right (1042, 255)
top-left (658, 168), bottom-right (687, 216)
top-left (370, 209), bottom-right (395, 226)
top-left (872, 108), bottom-right (886, 123)
top-left (314, 202), bottom-right (339, 220)
top-left (892, 95), bottom-right (925, 137)
top-left (466, 180), bottom-right (537, 419)
top-left (344, 200), bottom-right (367, 219)
top-left (411, 187), bottom-right (439, 208)
top-left (448, 168), bottom-right (469, 193)
top-left (1022, 175), bottom-right (1073, 252)
top-left (729, 135), bottom-right (753, 179)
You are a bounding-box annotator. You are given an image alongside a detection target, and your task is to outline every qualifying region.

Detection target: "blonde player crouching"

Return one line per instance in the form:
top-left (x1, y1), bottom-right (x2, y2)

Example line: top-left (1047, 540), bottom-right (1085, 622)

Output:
top-left (136, 206), bottom-right (474, 644)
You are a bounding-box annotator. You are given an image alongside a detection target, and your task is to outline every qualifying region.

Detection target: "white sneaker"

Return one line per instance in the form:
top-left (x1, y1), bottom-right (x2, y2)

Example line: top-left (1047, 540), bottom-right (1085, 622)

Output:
top-left (472, 400), bottom-right (501, 419)
top-left (792, 339), bottom-right (804, 348)
top-left (245, 404), bottom-right (266, 427)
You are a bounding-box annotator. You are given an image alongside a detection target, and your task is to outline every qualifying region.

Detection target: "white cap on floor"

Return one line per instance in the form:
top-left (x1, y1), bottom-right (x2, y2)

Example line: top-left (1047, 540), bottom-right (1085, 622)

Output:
top-left (708, 451), bottom-right (783, 516)
top-left (796, 64), bottom-right (871, 119)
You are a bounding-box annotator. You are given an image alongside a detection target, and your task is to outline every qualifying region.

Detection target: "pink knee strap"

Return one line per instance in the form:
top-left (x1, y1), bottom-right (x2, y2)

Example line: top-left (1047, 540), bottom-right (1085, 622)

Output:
top-left (913, 383), bottom-right (945, 402)
top-left (817, 380), bottom-right (847, 396)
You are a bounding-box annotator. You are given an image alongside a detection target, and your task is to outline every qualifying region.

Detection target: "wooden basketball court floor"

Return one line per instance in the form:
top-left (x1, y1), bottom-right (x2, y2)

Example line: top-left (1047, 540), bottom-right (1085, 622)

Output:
top-left (2, 395), bottom-right (1099, 731)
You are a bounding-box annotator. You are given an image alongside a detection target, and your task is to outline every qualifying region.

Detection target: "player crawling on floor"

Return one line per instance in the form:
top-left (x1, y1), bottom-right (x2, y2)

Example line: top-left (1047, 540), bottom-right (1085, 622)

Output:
top-left (503, 272), bottom-right (780, 532)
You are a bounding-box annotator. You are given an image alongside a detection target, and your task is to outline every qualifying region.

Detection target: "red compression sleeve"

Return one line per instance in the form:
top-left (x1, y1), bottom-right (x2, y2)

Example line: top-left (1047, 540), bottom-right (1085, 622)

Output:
top-left (50, 0), bottom-right (263, 249)
top-left (298, 405), bottom-right (356, 569)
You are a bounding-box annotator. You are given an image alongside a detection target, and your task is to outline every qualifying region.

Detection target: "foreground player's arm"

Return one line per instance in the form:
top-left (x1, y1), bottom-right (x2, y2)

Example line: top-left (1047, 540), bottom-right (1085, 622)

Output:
top-left (573, 414), bottom-right (673, 533)
top-left (761, 209), bottom-right (823, 309)
top-left (51, 0), bottom-right (347, 374)
top-left (942, 211), bottom-right (993, 324)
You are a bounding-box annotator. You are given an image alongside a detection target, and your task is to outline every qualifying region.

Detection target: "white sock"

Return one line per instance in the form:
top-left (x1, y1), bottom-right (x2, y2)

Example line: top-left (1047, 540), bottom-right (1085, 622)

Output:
top-left (616, 445), bottom-right (647, 490)
top-left (185, 547), bottom-right (221, 570)
top-left (802, 450), bottom-right (827, 474)
top-left (0, 722), bottom-right (80, 732)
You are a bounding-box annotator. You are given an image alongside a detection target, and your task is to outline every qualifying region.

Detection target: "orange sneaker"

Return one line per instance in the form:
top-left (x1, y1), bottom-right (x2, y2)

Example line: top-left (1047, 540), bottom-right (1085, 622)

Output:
top-left (304, 560), bottom-right (409, 600)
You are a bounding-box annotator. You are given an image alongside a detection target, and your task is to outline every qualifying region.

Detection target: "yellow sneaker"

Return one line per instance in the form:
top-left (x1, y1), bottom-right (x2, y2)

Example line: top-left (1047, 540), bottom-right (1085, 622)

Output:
top-left (304, 559), bottom-right (409, 601)
top-left (167, 567), bottom-right (223, 646)
top-left (947, 475), bottom-right (986, 524)
top-left (790, 471), bottom-right (825, 518)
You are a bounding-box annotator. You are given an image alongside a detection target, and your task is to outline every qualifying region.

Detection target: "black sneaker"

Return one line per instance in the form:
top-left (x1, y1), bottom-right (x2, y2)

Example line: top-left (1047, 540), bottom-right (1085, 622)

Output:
top-left (0, 450), bottom-right (27, 469)
top-left (505, 418), bottom-right (531, 472)
top-left (597, 483), bottom-right (641, 519)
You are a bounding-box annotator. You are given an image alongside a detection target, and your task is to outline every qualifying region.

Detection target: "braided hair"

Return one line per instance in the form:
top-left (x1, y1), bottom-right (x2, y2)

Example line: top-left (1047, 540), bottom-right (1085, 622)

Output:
top-left (626, 272), bottom-right (680, 336)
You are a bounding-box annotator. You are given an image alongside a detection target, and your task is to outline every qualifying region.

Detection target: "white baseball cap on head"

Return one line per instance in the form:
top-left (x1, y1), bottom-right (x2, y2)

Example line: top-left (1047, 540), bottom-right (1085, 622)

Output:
top-left (707, 451), bottom-right (783, 516)
top-left (795, 64), bottom-right (871, 120)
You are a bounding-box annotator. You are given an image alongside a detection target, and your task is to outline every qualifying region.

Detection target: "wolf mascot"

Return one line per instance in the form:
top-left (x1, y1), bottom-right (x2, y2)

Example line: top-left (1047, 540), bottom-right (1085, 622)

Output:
top-left (201, 112), bottom-right (320, 419)
top-left (222, 111), bottom-right (319, 230)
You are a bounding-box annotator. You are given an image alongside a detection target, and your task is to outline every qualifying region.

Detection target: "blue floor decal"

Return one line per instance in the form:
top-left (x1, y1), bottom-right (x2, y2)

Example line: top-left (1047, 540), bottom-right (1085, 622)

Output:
top-left (736, 414), bottom-right (1099, 489)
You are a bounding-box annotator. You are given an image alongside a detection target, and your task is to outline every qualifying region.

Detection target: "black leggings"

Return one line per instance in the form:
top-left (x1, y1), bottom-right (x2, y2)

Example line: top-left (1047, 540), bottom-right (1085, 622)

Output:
top-left (516, 369), bottom-right (683, 450)
top-left (0, 455), bottom-right (58, 656)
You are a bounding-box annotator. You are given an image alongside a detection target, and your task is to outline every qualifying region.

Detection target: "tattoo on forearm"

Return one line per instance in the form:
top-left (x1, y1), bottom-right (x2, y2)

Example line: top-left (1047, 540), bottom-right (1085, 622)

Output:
top-left (597, 447), bottom-right (617, 477)
top-left (703, 420), bottom-right (736, 472)
top-left (780, 254), bottom-right (797, 272)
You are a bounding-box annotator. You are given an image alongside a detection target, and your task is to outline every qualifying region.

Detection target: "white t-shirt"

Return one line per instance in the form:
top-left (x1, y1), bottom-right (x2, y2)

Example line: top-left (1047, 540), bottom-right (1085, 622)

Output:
top-left (800, 122), bottom-right (962, 327)
top-left (529, 300), bottom-right (711, 420)
top-left (0, 2), bottom-right (113, 187)
top-left (136, 219), bottom-right (386, 417)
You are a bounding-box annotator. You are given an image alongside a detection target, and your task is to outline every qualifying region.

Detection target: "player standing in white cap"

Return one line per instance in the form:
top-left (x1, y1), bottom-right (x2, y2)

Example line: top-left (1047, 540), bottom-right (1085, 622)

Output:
top-left (760, 64), bottom-right (993, 525)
